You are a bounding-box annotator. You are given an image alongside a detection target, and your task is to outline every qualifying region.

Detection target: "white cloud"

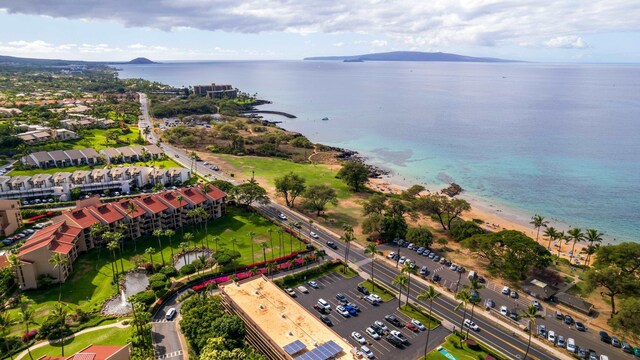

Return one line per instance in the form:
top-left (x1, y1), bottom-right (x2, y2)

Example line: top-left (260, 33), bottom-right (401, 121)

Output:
top-left (370, 39), bottom-right (388, 47)
top-left (544, 35), bottom-right (589, 49)
top-left (0, 1), bottom-right (638, 50)
top-left (333, 42), bottom-right (345, 47)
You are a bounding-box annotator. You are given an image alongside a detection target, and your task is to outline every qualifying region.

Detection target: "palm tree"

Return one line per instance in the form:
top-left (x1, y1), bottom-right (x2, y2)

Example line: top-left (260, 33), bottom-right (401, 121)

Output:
top-left (529, 214), bottom-right (548, 243)
top-left (454, 289), bottom-right (472, 345)
top-left (567, 228), bottom-right (585, 265)
top-left (198, 207), bottom-right (209, 245)
top-left (392, 274), bottom-right (408, 308)
top-left (247, 231), bottom-right (257, 265)
top-left (125, 202), bottom-right (139, 251)
top-left (555, 231), bottom-right (566, 263)
top-left (364, 243), bottom-right (379, 292)
top-left (0, 312), bottom-right (17, 360)
top-left (402, 262), bottom-right (418, 305)
top-left (584, 228), bottom-right (603, 267)
top-left (266, 262), bottom-right (277, 280)
top-left (20, 306), bottom-right (36, 360)
top-left (53, 301), bottom-right (68, 356)
top-left (176, 194), bottom-right (185, 236)
top-left (145, 247), bottom-right (156, 267)
top-left (522, 304), bottom-right (539, 360)
top-left (340, 225), bottom-right (355, 273)
top-left (106, 240), bottom-right (120, 292)
top-left (164, 229), bottom-right (175, 261)
top-left (260, 242), bottom-right (268, 263)
top-left (184, 232), bottom-right (194, 252)
top-left (89, 223), bottom-right (104, 263)
top-left (267, 228), bottom-right (275, 260)
top-left (417, 286), bottom-right (440, 360)
top-left (464, 277), bottom-right (483, 339)
top-left (231, 237), bottom-right (239, 274)
top-left (153, 229), bottom-right (166, 266)
top-left (48, 253), bottom-right (69, 301)
top-left (543, 226), bottom-right (558, 251)
top-left (277, 228), bottom-right (284, 257)
top-left (287, 221), bottom-right (296, 253)
top-left (180, 242), bottom-right (190, 266)
top-left (212, 235), bottom-right (221, 253)
top-left (112, 231), bottom-right (125, 274)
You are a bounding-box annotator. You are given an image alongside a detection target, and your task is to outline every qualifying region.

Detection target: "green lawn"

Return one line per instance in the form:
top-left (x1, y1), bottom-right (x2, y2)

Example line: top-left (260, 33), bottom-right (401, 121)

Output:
top-left (121, 157), bottom-right (183, 169)
top-left (398, 304), bottom-right (440, 330)
top-left (425, 334), bottom-right (506, 360)
top-left (7, 207), bottom-right (304, 336)
top-left (71, 128), bottom-right (143, 151)
top-left (217, 155), bottom-right (352, 199)
top-left (358, 280), bottom-right (395, 302)
top-left (8, 165), bottom-right (94, 177)
top-left (29, 326), bottom-right (132, 359)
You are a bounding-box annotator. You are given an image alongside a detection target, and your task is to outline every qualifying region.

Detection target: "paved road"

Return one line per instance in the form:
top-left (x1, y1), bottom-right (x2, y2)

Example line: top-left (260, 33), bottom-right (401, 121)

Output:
top-left (151, 291), bottom-right (185, 360)
top-left (138, 94), bottom-right (630, 360)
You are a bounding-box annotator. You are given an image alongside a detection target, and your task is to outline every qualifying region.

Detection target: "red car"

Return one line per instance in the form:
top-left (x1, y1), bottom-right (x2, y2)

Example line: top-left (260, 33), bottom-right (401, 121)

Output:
top-left (405, 323), bottom-right (419, 332)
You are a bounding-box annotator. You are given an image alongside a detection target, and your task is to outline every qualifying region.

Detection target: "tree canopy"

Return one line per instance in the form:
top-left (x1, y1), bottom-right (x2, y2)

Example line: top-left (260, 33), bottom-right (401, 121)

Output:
top-left (274, 172), bottom-right (306, 208)
top-left (406, 226), bottom-right (434, 247)
top-left (361, 194), bottom-right (413, 241)
top-left (229, 179), bottom-right (269, 206)
top-left (336, 161), bottom-right (369, 192)
top-left (303, 184), bottom-right (338, 215)
top-left (449, 220), bottom-right (485, 242)
top-left (461, 230), bottom-right (551, 280)
top-left (413, 194), bottom-right (471, 230)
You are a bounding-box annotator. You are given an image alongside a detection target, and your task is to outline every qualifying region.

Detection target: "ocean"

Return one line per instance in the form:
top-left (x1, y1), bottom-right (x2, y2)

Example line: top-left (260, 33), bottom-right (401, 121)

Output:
top-left (117, 60), bottom-right (640, 242)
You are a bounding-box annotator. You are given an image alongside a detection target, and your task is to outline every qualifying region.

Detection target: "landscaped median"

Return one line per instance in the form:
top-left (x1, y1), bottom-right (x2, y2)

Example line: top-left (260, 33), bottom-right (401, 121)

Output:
top-left (425, 333), bottom-right (507, 360)
top-left (399, 302), bottom-right (441, 330)
top-left (358, 279), bottom-right (396, 302)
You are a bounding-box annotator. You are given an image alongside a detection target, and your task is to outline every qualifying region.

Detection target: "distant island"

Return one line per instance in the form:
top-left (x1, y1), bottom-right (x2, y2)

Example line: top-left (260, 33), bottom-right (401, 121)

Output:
top-left (305, 51), bottom-right (519, 63)
top-left (0, 54), bottom-right (158, 66)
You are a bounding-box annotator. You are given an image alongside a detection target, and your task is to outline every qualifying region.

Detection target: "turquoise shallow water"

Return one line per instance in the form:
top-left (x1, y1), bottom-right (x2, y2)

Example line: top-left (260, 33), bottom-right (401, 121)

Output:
top-left (118, 61), bottom-right (640, 242)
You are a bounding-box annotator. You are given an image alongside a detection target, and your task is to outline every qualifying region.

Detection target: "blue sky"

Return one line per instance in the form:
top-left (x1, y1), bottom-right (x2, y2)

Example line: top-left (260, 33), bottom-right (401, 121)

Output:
top-left (0, 1), bottom-right (639, 63)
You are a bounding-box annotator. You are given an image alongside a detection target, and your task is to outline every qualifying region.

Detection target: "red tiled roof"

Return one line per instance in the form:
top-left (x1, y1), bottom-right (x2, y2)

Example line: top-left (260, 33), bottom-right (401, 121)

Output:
top-left (199, 184), bottom-right (226, 201)
top-left (63, 208), bottom-right (101, 229)
top-left (68, 354), bottom-right (95, 360)
top-left (88, 204), bottom-right (125, 224)
top-left (136, 196), bottom-right (168, 214)
top-left (178, 187), bottom-right (206, 205)
top-left (113, 199), bottom-right (146, 218)
top-left (50, 242), bottom-right (75, 254)
top-left (156, 191), bottom-right (185, 209)
top-left (0, 254), bottom-right (9, 269)
top-left (72, 345), bottom-right (126, 360)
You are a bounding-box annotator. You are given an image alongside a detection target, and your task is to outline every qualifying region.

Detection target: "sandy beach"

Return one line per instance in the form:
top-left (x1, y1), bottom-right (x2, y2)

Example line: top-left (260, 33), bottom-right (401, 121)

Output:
top-left (368, 176), bottom-right (589, 263)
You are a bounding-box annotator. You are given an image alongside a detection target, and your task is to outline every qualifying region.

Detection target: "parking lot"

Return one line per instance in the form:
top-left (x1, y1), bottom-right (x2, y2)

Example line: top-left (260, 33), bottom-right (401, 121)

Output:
top-left (289, 272), bottom-right (448, 360)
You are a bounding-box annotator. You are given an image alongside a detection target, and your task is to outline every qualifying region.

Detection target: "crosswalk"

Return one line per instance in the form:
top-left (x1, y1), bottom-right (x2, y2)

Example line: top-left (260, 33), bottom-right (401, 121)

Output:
top-left (156, 350), bottom-right (182, 359)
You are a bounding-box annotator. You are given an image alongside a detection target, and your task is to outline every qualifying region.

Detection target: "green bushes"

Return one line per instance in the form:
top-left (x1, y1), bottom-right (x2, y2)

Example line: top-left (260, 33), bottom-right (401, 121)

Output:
top-left (180, 264), bottom-right (196, 276)
top-left (130, 290), bottom-right (156, 306)
top-left (274, 261), bottom-right (340, 288)
top-left (159, 266), bottom-right (178, 277)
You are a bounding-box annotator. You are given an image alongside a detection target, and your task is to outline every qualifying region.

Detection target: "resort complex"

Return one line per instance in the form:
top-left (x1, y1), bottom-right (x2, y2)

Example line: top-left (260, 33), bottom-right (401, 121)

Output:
top-left (6, 183), bottom-right (226, 289)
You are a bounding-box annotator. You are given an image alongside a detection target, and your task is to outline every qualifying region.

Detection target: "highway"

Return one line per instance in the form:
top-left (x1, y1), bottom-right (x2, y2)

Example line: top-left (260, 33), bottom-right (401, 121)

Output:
top-left (138, 94), bottom-right (629, 360)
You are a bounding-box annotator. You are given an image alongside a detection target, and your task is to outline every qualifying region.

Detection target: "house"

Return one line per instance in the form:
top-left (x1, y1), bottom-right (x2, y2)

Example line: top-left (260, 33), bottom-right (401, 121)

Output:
top-left (97, 119), bottom-right (117, 128)
top-left (87, 202), bottom-right (126, 233)
top-left (113, 199), bottom-right (149, 238)
top-left (144, 144), bottom-right (164, 159)
top-left (555, 293), bottom-right (594, 315)
top-left (54, 129), bottom-right (79, 141)
top-left (0, 200), bottom-right (22, 237)
top-left (57, 207), bottom-right (101, 250)
top-left (30, 174), bottom-right (52, 189)
top-left (149, 169), bottom-right (167, 185)
top-left (135, 195), bottom-right (171, 231)
top-left (12, 221), bottom-right (81, 289)
top-left (64, 149), bottom-right (88, 166)
top-left (79, 148), bottom-right (101, 165)
top-left (166, 168), bottom-right (191, 184)
top-left (100, 148), bottom-right (122, 164)
top-left (116, 147), bottom-right (138, 163)
top-left (49, 150), bottom-right (72, 168)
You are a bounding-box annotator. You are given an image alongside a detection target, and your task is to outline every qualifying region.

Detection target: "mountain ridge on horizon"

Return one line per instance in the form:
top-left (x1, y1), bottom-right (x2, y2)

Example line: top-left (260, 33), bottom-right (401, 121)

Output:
top-left (0, 54), bottom-right (158, 66)
top-left (304, 51), bottom-right (521, 63)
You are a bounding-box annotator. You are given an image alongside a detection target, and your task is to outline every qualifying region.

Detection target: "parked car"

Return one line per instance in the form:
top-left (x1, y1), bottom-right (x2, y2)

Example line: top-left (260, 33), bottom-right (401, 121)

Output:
top-left (369, 294), bottom-right (382, 303)
top-left (356, 284), bottom-right (370, 295)
top-left (510, 290), bottom-right (518, 298)
top-left (374, 320), bottom-right (389, 333)
top-left (313, 304), bottom-right (327, 314)
top-left (351, 332), bottom-right (366, 345)
top-left (577, 347), bottom-right (587, 358)
top-left (538, 324), bottom-right (546, 337)
top-left (599, 331), bottom-right (611, 343)
top-left (420, 266), bottom-right (429, 276)
top-left (343, 305), bottom-right (358, 316)
top-left (317, 298), bottom-right (331, 310)
top-left (564, 315), bottom-right (574, 325)
top-left (449, 264), bottom-right (458, 271)
top-left (336, 305), bottom-right (350, 317)
top-left (548, 330), bottom-right (556, 344)
top-left (308, 280), bottom-right (319, 288)
top-left (363, 294), bottom-right (378, 305)
top-left (360, 345), bottom-right (374, 359)
top-left (431, 274), bottom-right (441, 282)
top-left (611, 336), bottom-right (621, 348)
top-left (388, 252), bottom-right (397, 259)
top-left (486, 299), bottom-right (495, 308)
top-left (320, 315), bottom-right (332, 326)
top-left (365, 327), bottom-right (381, 340)
top-left (555, 310), bottom-right (564, 320)
top-left (411, 319), bottom-right (426, 331)
top-left (557, 335), bottom-right (566, 348)
top-left (390, 330), bottom-right (408, 344)
top-left (433, 255), bottom-right (440, 261)
top-left (502, 286), bottom-right (510, 295)
top-left (621, 342), bottom-right (633, 354)
top-left (532, 300), bottom-right (542, 309)
top-left (309, 231), bottom-right (319, 239)
top-left (335, 293), bottom-right (348, 303)
top-left (500, 306), bottom-right (509, 316)
top-left (575, 321), bottom-right (586, 331)
top-left (346, 303), bottom-right (361, 312)
top-left (384, 314), bottom-right (403, 327)
top-left (297, 285), bottom-right (309, 293)
top-left (285, 288), bottom-right (296, 297)
top-left (405, 322), bottom-right (419, 332)
top-left (386, 334), bottom-right (404, 347)
top-left (399, 256), bottom-right (407, 264)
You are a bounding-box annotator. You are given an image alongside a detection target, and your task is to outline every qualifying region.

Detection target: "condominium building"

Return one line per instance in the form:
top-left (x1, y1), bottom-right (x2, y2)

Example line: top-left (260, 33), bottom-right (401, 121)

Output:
top-left (0, 199), bottom-right (22, 237)
top-left (192, 83), bottom-right (237, 99)
top-left (0, 166), bottom-right (191, 202)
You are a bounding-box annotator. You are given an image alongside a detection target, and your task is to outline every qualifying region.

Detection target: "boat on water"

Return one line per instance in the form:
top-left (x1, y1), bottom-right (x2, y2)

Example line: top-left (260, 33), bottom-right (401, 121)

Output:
top-left (321, 117), bottom-right (329, 121)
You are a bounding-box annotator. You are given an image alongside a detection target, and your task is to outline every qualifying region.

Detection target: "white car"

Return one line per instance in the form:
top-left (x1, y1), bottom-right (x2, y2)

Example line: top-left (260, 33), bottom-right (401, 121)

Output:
top-left (374, 320), bottom-right (388, 332)
top-left (278, 213), bottom-right (287, 220)
top-left (369, 294), bottom-right (382, 303)
top-left (390, 330), bottom-right (408, 344)
top-left (365, 327), bottom-right (381, 340)
top-left (500, 306), bottom-right (509, 316)
top-left (501, 286), bottom-right (510, 295)
top-left (387, 252), bottom-right (396, 259)
top-left (464, 319), bottom-right (479, 331)
top-left (399, 256), bottom-right (407, 264)
top-left (566, 338), bottom-right (576, 353)
top-left (336, 305), bottom-right (350, 317)
top-left (411, 319), bottom-right (426, 331)
top-left (360, 345), bottom-right (374, 359)
top-left (309, 231), bottom-right (319, 239)
top-left (547, 330), bottom-right (556, 343)
top-left (351, 331), bottom-right (366, 345)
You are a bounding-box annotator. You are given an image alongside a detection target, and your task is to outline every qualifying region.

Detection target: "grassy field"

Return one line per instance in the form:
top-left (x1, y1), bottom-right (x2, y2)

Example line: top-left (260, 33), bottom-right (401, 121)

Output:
top-left (217, 155), bottom-right (352, 199)
top-left (29, 326), bottom-right (132, 359)
top-left (425, 334), bottom-right (505, 360)
top-left (71, 128), bottom-right (143, 151)
top-left (122, 157), bottom-right (183, 169)
top-left (6, 207), bottom-right (304, 336)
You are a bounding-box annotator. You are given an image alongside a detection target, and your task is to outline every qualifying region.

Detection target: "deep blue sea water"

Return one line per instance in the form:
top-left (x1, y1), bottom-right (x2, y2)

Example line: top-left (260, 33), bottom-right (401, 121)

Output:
top-left (118, 61), bottom-right (640, 242)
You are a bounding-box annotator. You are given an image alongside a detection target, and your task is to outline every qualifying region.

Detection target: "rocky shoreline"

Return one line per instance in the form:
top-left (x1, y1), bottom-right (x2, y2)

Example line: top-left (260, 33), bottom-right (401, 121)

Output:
top-left (332, 146), bottom-right (390, 179)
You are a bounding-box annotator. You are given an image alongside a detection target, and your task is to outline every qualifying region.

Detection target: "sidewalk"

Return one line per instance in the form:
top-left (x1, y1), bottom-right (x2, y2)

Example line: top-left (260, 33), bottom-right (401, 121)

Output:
top-left (15, 320), bottom-right (130, 360)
